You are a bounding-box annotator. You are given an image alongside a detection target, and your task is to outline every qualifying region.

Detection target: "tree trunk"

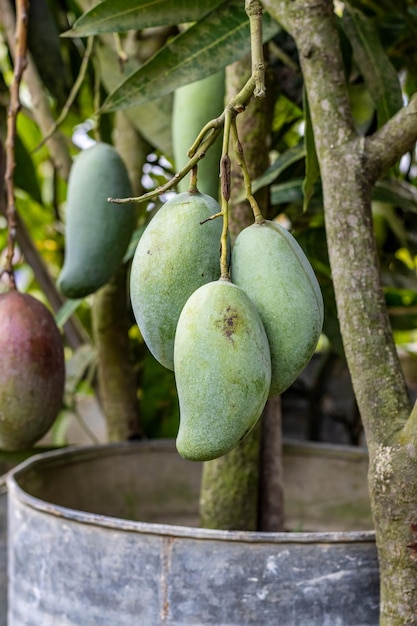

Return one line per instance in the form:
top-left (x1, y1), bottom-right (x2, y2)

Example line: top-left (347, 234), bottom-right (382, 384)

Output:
top-left (92, 263), bottom-right (142, 441)
top-left (262, 0), bottom-right (417, 621)
top-left (199, 423), bottom-right (261, 530)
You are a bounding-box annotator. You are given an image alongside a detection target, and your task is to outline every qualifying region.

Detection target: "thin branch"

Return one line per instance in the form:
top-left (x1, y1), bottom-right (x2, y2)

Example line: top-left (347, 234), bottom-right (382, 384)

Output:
top-left (245, 0), bottom-right (265, 98)
top-left (366, 93), bottom-right (417, 181)
top-left (108, 125), bottom-right (223, 204)
top-left (109, 76), bottom-right (257, 205)
top-left (2, 0), bottom-right (30, 290)
top-left (231, 119), bottom-right (264, 223)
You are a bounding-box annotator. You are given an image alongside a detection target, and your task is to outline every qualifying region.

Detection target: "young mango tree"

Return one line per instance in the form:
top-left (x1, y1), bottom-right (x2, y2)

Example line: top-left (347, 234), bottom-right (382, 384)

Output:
top-left (260, 2), bottom-right (417, 623)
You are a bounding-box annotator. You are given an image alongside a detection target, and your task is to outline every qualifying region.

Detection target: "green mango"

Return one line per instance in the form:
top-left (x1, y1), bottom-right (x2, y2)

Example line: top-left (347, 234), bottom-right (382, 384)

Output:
top-left (172, 71), bottom-right (225, 199)
top-left (0, 291), bottom-right (65, 451)
top-left (130, 191), bottom-right (223, 371)
top-left (57, 142), bottom-right (136, 299)
top-left (231, 220), bottom-right (324, 397)
top-left (174, 279), bottom-right (271, 461)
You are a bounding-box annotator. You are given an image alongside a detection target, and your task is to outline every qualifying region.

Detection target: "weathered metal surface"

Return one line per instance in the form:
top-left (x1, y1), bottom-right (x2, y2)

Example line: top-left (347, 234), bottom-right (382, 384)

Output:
top-left (7, 441), bottom-right (379, 625)
top-left (283, 440), bottom-right (372, 531)
top-left (0, 477), bottom-right (7, 626)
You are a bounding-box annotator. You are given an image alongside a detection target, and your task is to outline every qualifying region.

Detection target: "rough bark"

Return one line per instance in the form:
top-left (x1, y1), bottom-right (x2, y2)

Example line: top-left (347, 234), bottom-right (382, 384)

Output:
top-left (199, 423), bottom-right (261, 530)
top-left (262, 0), bottom-right (417, 622)
top-left (92, 263), bottom-right (142, 441)
top-left (258, 395), bottom-right (285, 531)
top-left (199, 54), bottom-right (284, 532)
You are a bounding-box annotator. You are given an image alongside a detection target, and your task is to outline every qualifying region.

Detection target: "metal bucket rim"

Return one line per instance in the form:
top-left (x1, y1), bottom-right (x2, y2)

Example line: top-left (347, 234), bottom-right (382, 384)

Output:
top-left (7, 441), bottom-right (376, 546)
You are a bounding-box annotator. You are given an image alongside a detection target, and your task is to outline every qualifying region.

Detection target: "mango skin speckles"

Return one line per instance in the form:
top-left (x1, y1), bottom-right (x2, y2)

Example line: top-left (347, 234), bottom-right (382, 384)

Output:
top-left (174, 280), bottom-right (271, 462)
top-left (232, 220), bottom-right (324, 397)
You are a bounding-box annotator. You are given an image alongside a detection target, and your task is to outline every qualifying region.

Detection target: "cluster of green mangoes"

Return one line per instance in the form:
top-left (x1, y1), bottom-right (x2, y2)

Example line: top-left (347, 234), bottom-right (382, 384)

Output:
top-left (130, 191), bottom-right (324, 462)
top-left (54, 136), bottom-right (323, 463)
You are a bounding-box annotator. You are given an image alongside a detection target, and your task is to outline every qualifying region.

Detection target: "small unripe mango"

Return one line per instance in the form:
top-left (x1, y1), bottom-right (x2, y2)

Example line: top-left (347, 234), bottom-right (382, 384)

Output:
top-left (232, 220), bottom-right (324, 397)
top-left (173, 71), bottom-right (225, 199)
top-left (57, 142), bottom-right (136, 299)
top-left (174, 279), bottom-right (271, 461)
top-left (130, 191), bottom-right (223, 370)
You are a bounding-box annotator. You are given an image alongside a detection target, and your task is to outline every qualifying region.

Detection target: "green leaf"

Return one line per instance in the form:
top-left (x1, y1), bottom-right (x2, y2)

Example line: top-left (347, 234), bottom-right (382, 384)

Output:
top-left (96, 37), bottom-right (173, 154)
top-left (302, 89), bottom-right (320, 212)
top-left (250, 143), bottom-right (305, 195)
top-left (65, 344), bottom-right (97, 397)
top-left (28, 0), bottom-right (69, 105)
top-left (55, 298), bottom-right (84, 328)
top-left (373, 179), bottom-right (417, 214)
top-left (270, 178), bottom-right (305, 206)
top-left (14, 134), bottom-right (43, 204)
top-left (65, 0), bottom-right (224, 37)
top-left (342, 7), bottom-right (403, 126)
top-left (101, 1), bottom-right (281, 112)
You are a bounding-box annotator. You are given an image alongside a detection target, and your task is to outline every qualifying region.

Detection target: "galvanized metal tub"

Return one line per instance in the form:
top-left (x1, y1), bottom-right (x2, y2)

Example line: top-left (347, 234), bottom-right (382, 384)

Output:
top-left (7, 441), bottom-right (379, 625)
top-left (0, 476), bottom-right (7, 626)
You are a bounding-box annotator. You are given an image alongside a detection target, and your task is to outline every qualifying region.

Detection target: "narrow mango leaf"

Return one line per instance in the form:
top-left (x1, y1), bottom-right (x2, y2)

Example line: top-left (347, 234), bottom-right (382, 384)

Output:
top-left (65, 0), bottom-right (224, 37)
top-left (101, 1), bottom-right (281, 112)
top-left (373, 179), bottom-right (417, 214)
top-left (250, 143), bottom-right (305, 196)
top-left (14, 134), bottom-right (43, 204)
top-left (55, 298), bottom-right (83, 328)
top-left (302, 89), bottom-right (320, 212)
top-left (342, 7), bottom-right (402, 127)
top-left (28, 0), bottom-right (69, 105)
top-left (96, 37), bottom-right (173, 154)
top-left (270, 178), bottom-right (304, 206)
top-left (65, 344), bottom-right (97, 396)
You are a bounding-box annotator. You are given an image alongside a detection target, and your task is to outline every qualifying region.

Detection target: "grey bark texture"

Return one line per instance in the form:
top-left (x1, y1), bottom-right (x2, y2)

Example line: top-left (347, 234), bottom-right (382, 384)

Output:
top-left (262, 0), bottom-right (417, 622)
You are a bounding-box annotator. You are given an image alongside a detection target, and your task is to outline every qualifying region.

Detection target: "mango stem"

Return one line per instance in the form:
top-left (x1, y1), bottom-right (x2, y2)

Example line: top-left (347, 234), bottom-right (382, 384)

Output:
top-left (219, 107), bottom-right (234, 279)
top-left (231, 120), bottom-right (265, 224)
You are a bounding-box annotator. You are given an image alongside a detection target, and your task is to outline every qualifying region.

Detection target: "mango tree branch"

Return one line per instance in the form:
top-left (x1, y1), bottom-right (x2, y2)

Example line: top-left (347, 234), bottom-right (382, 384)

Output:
top-left (263, 0), bottom-right (410, 443)
top-left (2, 0), bottom-right (30, 290)
top-left (245, 0), bottom-right (265, 98)
top-left (262, 0), bottom-right (417, 621)
top-left (109, 76), bottom-right (257, 206)
top-left (366, 93), bottom-right (417, 181)
top-left (108, 125), bottom-right (223, 205)
top-left (231, 119), bottom-right (264, 224)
